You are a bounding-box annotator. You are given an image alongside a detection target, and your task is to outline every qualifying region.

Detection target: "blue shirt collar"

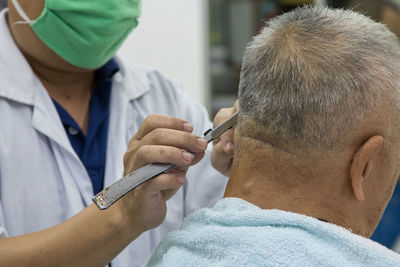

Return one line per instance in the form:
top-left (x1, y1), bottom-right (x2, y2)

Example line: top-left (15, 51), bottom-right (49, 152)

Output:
top-left (96, 58), bottom-right (120, 81)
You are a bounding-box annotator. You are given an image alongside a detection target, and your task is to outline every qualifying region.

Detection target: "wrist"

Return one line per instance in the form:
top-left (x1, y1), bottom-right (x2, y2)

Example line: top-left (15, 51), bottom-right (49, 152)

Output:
top-left (106, 201), bottom-right (145, 241)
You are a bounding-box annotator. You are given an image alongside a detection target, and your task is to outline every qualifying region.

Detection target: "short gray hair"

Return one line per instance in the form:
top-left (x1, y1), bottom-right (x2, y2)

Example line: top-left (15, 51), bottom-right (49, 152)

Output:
top-left (238, 6), bottom-right (400, 152)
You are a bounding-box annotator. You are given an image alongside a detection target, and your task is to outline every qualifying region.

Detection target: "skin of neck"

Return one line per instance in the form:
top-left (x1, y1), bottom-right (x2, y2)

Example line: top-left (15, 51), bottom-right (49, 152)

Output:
top-left (224, 121), bottom-right (400, 238)
top-left (225, 137), bottom-right (358, 231)
top-left (7, 0), bottom-right (96, 132)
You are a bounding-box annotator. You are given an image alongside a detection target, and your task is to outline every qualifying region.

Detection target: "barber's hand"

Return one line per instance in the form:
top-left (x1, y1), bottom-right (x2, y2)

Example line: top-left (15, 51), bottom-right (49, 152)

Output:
top-left (118, 115), bottom-right (208, 232)
top-left (211, 101), bottom-right (239, 177)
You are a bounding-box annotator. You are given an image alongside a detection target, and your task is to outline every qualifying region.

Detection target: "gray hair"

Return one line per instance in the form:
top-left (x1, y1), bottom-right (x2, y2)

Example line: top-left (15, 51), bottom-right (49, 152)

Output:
top-left (238, 6), bottom-right (400, 152)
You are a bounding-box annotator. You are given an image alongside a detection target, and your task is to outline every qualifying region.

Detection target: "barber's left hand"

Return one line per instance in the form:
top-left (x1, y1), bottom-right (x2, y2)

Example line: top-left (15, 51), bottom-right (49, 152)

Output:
top-left (211, 101), bottom-right (239, 177)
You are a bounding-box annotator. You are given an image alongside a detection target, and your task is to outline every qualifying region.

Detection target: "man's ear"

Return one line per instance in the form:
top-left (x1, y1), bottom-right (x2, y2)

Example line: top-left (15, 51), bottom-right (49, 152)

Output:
top-left (350, 135), bottom-right (384, 201)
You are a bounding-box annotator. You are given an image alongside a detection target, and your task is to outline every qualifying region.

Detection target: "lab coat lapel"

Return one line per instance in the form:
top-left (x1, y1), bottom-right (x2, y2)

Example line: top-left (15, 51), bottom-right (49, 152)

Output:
top-left (31, 81), bottom-right (95, 206)
top-left (31, 82), bottom-right (75, 157)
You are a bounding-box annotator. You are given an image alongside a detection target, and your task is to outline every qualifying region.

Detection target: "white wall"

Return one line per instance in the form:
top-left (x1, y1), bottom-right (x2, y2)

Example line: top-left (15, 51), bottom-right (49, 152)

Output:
top-left (118, 0), bottom-right (210, 108)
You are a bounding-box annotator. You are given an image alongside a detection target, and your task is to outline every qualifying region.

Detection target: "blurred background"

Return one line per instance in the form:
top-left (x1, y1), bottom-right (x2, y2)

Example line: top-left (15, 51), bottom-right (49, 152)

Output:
top-left (0, 0), bottom-right (399, 253)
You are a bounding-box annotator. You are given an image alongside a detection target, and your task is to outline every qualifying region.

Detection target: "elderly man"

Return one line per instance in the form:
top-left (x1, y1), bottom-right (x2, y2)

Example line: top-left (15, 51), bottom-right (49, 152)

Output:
top-left (147, 6), bottom-right (400, 266)
top-left (0, 0), bottom-right (236, 266)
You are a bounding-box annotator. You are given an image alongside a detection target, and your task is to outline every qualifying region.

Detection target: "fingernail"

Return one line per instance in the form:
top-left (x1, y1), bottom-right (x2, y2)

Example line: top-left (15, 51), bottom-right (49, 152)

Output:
top-left (183, 123), bottom-right (193, 133)
top-left (197, 138), bottom-right (207, 149)
top-left (183, 152), bottom-right (192, 162)
top-left (225, 141), bottom-right (234, 151)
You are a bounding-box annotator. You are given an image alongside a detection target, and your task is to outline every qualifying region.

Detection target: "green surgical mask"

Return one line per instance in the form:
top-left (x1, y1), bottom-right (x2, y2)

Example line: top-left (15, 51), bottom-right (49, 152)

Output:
top-left (12, 0), bottom-right (141, 69)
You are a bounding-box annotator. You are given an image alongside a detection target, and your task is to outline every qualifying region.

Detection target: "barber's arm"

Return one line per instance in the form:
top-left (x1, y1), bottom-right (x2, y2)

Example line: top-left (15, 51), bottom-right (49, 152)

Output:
top-left (0, 115), bottom-right (207, 267)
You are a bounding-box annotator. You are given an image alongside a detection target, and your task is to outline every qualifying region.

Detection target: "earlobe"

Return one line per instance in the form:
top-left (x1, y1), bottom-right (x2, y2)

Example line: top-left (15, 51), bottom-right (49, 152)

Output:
top-left (349, 136), bottom-right (384, 201)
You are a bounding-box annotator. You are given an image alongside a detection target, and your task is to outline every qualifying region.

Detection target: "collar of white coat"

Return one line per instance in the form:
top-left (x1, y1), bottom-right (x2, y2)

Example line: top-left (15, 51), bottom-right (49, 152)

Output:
top-left (0, 9), bottom-right (151, 106)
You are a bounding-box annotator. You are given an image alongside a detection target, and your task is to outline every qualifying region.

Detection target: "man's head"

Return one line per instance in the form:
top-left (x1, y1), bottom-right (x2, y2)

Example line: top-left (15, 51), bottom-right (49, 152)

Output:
top-left (227, 6), bottom-right (400, 237)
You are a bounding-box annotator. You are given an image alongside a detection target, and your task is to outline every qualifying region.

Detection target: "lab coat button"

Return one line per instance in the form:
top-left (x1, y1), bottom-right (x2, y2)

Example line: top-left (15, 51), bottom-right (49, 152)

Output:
top-left (68, 127), bottom-right (79, 135)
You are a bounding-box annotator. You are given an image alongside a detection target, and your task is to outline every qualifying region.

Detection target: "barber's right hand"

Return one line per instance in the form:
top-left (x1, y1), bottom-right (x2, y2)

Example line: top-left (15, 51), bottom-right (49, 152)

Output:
top-left (117, 115), bottom-right (208, 232)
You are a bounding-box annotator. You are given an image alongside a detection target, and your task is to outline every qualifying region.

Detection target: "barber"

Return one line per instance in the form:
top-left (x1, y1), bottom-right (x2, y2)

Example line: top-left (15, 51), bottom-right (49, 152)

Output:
top-left (0, 0), bottom-right (236, 266)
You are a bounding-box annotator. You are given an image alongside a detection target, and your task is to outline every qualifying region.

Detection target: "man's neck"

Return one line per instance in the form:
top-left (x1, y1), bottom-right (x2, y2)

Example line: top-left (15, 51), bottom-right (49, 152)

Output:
top-left (224, 139), bottom-right (369, 237)
top-left (225, 174), bottom-right (349, 228)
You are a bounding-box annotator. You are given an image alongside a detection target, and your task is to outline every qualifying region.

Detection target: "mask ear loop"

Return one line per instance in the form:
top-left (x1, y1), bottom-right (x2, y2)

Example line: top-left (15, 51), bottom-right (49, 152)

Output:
top-left (11, 0), bottom-right (35, 24)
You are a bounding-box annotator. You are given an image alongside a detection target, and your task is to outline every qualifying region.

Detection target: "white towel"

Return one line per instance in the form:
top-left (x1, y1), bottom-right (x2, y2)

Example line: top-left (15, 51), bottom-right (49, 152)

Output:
top-left (147, 198), bottom-right (400, 266)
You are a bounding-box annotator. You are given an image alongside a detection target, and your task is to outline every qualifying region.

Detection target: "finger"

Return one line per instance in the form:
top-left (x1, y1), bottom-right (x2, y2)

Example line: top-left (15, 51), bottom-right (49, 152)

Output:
top-left (213, 100), bottom-right (239, 127)
top-left (233, 100), bottom-right (239, 112)
top-left (211, 142), bottom-right (234, 176)
top-left (156, 170), bottom-right (188, 200)
top-left (218, 128), bottom-right (235, 155)
top-left (213, 107), bottom-right (234, 128)
top-left (141, 170), bottom-right (186, 195)
top-left (134, 145), bottom-right (205, 169)
top-left (212, 130), bottom-right (234, 159)
top-left (141, 128), bottom-right (208, 154)
top-left (135, 115), bottom-right (193, 140)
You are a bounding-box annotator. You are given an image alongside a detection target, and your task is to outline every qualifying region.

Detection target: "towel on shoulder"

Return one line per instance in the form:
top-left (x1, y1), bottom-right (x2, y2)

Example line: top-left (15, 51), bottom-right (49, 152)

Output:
top-left (147, 198), bottom-right (400, 266)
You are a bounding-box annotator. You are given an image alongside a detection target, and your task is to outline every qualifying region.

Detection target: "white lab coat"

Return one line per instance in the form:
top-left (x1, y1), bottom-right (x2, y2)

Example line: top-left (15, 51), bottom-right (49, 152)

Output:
top-left (0, 10), bottom-right (228, 266)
